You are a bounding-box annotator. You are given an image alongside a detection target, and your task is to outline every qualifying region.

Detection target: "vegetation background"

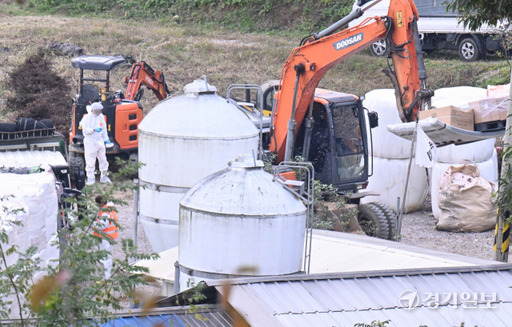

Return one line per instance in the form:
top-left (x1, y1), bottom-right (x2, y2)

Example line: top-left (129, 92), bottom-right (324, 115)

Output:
top-left (0, 0), bottom-right (510, 125)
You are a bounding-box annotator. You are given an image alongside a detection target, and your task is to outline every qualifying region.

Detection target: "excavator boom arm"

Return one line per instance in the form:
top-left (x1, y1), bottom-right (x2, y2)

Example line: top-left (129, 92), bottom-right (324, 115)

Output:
top-left (125, 62), bottom-right (170, 101)
top-left (270, 0), bottom-right (432, 162)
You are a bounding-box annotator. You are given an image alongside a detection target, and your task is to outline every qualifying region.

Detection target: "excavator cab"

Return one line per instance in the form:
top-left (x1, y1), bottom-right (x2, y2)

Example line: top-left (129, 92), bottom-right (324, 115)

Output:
top-left (229, 82), bottom-right (377, 193)
top-left (294, 91), bottom-right (375, 192)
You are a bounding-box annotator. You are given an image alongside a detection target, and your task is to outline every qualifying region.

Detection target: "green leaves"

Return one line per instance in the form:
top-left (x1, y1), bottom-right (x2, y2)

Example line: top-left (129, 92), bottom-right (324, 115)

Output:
top-left (26, 0), bottom-right (356, 33)
top-left (0, 160), bottom-right (159, 325)
top-left (447, 0), bottom-right (512, 31)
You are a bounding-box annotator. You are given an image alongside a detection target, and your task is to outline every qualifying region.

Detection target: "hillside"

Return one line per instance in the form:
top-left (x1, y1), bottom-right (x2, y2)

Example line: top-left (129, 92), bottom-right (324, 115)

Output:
top-left (24, 0), bottom-right (355, 33)
top-left (0, 1), bottom-right (510, 127)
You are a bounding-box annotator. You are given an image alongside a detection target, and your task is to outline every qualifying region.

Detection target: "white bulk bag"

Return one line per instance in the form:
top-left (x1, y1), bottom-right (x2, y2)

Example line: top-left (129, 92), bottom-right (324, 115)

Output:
top-left (363, 89), bottom-right (413, 159)
top-left (431, 152), bottom-right (498, 220)
top-left (436, 163), bottom-right (496, 232)
top-left (361, 156), bottom-right (428, 213)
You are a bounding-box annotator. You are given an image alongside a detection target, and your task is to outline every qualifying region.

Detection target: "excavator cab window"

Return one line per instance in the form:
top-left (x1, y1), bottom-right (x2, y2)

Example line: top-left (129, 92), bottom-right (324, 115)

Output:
top-left (305, 104), bottom-right (330, 175)
top-left (332, 105), bottom-right (366, 181)
top-left (77, 84), bottom-right (100, 105)
top-left (300, 100), bottom-right (369, 191)
top-left (263, 86), bottom-right (278, 112)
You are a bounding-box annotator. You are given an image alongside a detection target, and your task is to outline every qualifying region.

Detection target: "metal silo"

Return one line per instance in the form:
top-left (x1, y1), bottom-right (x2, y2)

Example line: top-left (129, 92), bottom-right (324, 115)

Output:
top-left (177, 154), bottom-right (307, 291)
top-left (138, 78), bottom-right (259, 252)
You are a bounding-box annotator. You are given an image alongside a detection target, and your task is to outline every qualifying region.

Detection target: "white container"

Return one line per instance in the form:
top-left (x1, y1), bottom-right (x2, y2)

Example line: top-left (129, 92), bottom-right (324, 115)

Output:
top-left (432, 86), bottom-right (495, 163)
top-left (363, 89), bottom-right (413, 159)
top-left (430, 151), bottom-right (498, 220)
top-left (0, 172), bottom-right (58, 254)
top-left (361, 156), bottom-right (428, 213)
top-left (178, 154), bottom-right (307, 290)
top-left (0, 172), bottom-right (59, 319)
top-left (364, 87), bottom-right (495, 162)
top-left (0, 199), bottom-right (28, 267)
top-left (431, 86), bottom-right (487, 108)
top-left (138, 78), bottom-right (259, 253)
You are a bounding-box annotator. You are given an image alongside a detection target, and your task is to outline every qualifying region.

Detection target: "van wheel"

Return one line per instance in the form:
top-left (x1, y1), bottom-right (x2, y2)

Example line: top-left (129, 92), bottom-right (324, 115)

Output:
top-left (358, 203), bottom-right (389, 240)
top-left (459, 38), bottom-right (480, 62)
top-left (369, 39), bottom-right (390, 57)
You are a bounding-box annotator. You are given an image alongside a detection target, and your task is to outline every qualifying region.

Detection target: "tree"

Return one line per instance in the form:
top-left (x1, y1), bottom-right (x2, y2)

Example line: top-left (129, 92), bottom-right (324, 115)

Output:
top-left (446, 1), bottom-right (512, 31)
top-left (447, 0), bottom-right (512, 261)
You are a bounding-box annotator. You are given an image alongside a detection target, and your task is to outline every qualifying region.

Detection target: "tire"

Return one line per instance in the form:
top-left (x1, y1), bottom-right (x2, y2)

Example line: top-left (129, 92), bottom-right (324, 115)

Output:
top-left (36, 119), bottom-right (54, 130)
top-left (0, 122), bottom-right (17, 132)
top-left (369, 39), bottom-right (390, 57)
top-left (458, 37), bottom-right (480, 62)
top-left (17, 117), bottom-right (36, 131)
top-left (69, 151), bottom-right (85, 190)
top-left (372, 202), bottom-right (397, 241)
top-left (358, 203), bottom-right (389, 240)
top-left (0, 122), bottom-right (17, 140)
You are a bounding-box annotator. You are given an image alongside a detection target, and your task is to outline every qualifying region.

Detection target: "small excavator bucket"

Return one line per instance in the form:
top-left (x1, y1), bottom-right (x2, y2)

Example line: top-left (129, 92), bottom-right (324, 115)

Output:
top-left (387, 117), bottom-right (505, 147)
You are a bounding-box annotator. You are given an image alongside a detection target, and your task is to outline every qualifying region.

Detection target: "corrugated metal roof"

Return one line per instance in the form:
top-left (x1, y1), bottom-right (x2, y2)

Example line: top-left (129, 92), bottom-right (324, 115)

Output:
top-left (218, 264), bottom-right (512, 327)
top-left (137, 230), bottom-right (497, 294)
top-left (102, 306), bottom-right (233, 327)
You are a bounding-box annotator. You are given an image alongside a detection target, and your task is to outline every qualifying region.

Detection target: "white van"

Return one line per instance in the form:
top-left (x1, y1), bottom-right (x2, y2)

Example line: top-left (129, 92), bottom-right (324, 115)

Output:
top-left (349, 0), bottom-right (504, 61)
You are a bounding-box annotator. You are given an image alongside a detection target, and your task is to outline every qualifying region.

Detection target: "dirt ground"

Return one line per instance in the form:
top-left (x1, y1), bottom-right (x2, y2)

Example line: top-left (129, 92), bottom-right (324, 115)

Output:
top-left (5, 51), bottom-right (71, 138)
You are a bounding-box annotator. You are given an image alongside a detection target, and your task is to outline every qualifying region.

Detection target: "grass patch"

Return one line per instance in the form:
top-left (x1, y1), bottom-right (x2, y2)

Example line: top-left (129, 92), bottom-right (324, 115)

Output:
top-left (0, 10), bottom-right (509, 124)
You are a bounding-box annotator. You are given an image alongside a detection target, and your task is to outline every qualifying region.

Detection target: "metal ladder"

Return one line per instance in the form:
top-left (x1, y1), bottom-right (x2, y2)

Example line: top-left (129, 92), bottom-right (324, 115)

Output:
top-left (273, 161), bottom-right (315, 274)
top-left (226, 83), bottom-right (265, 160)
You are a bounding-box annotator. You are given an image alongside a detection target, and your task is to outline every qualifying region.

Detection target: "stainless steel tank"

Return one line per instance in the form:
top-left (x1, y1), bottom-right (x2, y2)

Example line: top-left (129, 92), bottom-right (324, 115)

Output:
top-left (138, 78), bottom-right (259, 252)
top-left (178, 153), bottom-right (307, 290)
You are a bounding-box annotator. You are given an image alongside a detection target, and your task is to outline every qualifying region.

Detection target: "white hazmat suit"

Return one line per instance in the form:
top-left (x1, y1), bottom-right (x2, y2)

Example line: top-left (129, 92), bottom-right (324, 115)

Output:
top-left (80, 103), bottom-right (111, 184)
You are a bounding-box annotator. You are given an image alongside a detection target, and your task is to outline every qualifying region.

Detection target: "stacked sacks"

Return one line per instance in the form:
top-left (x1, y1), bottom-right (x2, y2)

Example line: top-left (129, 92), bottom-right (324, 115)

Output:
top-left (429, 87), bottom-right (497, 222)
top-left (360, 89), bottom-right (428, 213)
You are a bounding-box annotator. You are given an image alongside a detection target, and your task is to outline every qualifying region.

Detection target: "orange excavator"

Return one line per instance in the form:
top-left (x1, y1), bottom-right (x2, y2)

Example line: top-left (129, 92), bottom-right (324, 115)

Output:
top-left (271, 0), bottom-right (433, 162)
top-left (231, 0), bottom-right (435, 240)
top-left (68, 55), bottom-right (169, 189)
top-left (124, 61), bottom-right (170, 102)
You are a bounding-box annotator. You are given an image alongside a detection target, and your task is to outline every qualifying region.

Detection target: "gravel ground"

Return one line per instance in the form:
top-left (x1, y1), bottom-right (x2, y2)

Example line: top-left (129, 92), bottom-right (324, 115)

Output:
top-left (399, 197), bottom-right (497, 261)
top-left (111, 189), bottom-right (161, 309)
top-left (110, 188), bottom-right (501, 308)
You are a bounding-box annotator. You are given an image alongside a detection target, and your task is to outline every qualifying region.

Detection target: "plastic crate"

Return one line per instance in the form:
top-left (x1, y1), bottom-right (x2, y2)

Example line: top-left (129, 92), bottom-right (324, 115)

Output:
top-left (474, 120), bottom-right (506, 132)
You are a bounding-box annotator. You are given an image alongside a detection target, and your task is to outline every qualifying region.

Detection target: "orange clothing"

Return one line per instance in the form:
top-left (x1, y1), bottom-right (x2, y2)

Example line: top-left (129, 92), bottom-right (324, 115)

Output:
top-left (94, 205), bottom-right (119, 239)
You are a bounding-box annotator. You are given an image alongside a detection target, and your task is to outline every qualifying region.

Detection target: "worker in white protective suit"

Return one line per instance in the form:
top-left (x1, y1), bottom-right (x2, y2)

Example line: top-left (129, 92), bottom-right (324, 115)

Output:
top-left (80, 102), bottom-right (113, 185)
